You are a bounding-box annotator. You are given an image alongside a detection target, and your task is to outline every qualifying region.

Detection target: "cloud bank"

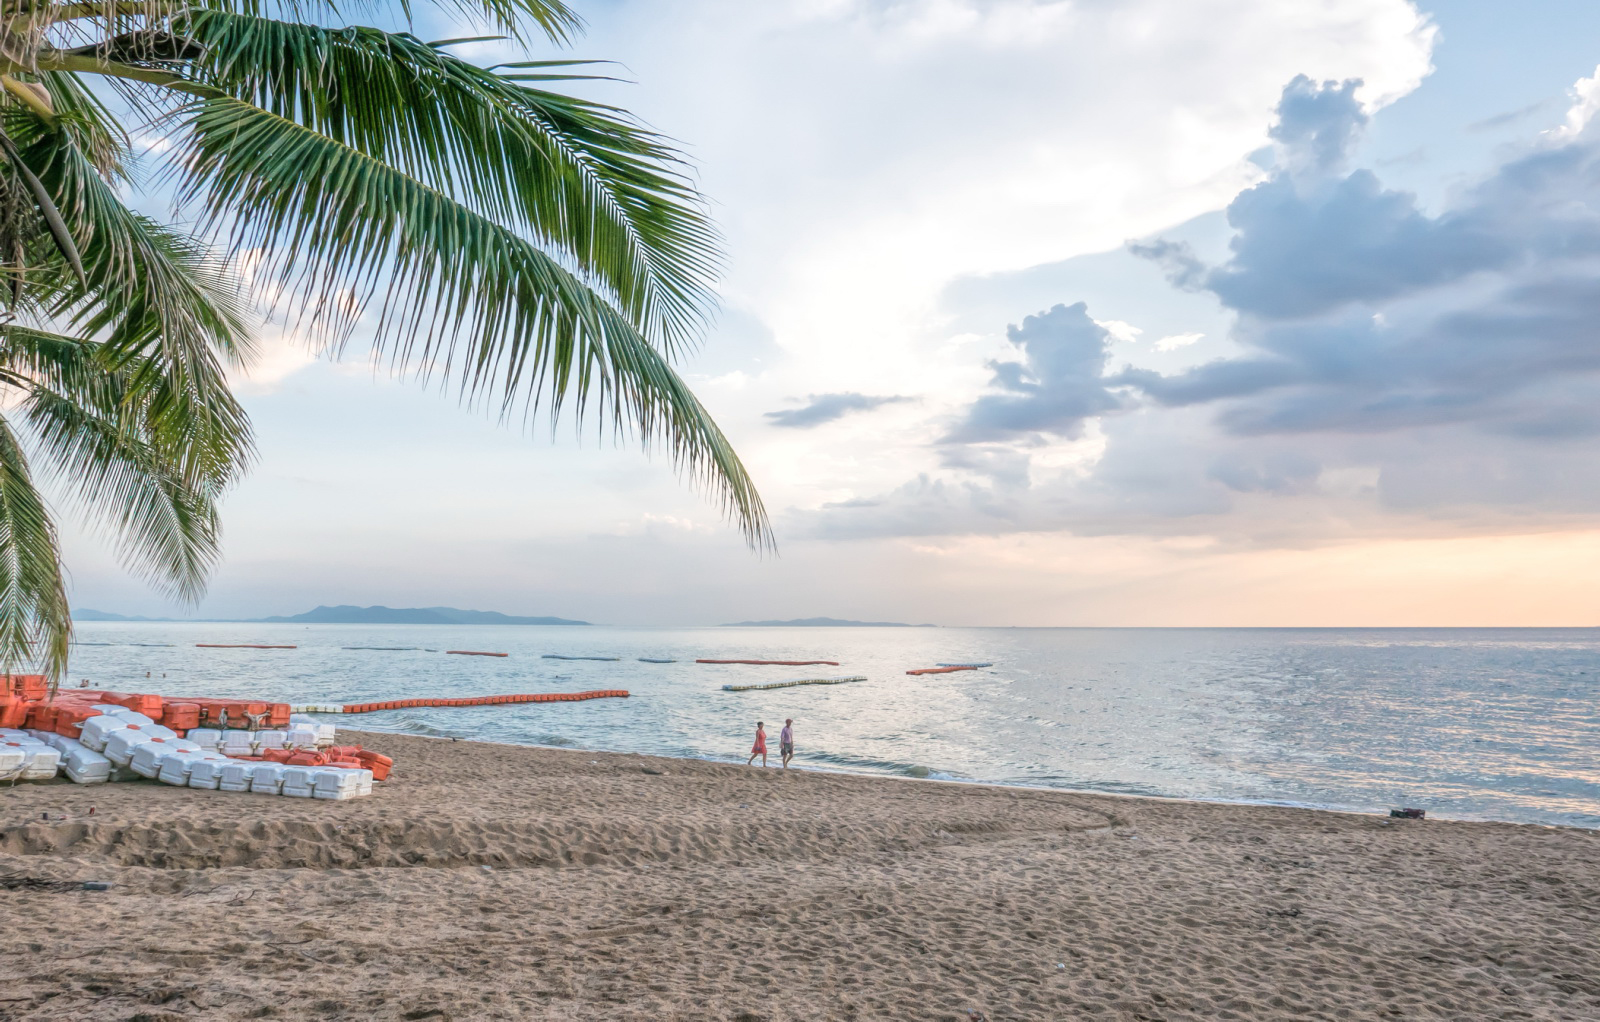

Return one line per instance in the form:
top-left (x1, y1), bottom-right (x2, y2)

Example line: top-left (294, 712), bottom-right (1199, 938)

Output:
top-left (805, 67), bottom-right (1600, 544)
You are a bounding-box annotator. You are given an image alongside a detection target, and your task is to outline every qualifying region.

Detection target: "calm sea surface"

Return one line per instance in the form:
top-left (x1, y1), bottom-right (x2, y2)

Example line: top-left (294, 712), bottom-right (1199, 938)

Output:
top-left (64, 624), bottom-right (1600, 829)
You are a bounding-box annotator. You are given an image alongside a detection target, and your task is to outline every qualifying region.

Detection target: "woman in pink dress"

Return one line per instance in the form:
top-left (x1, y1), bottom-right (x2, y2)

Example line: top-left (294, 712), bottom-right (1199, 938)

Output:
top-left (747, 721), bottom-right (768, 767)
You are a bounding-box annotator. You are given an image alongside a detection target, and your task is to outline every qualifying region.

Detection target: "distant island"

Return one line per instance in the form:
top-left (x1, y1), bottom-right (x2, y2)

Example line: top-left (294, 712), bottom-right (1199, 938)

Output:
top-left (73, 605), bottom-right (590, 626)
top-left (72, 609), bottom-right (162, 622)
top-left (721, 617), bottom-right (936, 627)
top-left (262, 605), bottom-right (590, 625)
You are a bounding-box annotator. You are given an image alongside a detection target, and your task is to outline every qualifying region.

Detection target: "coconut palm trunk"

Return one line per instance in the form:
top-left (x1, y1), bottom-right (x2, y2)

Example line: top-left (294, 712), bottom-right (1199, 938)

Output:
top-left (0, 0), bottom-right (768, 681)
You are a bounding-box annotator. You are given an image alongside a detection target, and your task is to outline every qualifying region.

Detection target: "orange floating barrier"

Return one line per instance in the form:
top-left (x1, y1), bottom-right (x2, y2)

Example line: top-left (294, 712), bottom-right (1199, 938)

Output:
top-left (906, 665), bottom-right (978, 675)
top-left (691, 665), bottom-right (838, 671)
top-left (331, 690), bottom-right (628, 713)
top-left (445, 650), bottom-right (508, 657)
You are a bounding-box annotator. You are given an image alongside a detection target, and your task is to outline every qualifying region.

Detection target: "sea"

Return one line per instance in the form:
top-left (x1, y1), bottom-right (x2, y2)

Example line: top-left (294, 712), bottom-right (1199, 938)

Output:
top-left (63, 623), bottom-right (1600, 830)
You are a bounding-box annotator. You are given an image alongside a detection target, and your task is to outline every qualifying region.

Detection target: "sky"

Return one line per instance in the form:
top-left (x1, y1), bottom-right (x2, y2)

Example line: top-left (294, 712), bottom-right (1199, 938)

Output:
top-left (59, 0), bottom-right (1600, 625)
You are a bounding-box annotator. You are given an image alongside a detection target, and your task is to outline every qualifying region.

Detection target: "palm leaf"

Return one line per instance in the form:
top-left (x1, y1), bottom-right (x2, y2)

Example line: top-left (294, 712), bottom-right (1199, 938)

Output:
top-left (0, 415), bottom-right (69, 678)
top-left (173, 94), bottom-right (767, 546)
top-left (5, 325), bottom-right (222, 601)
top-left (173, 12), bottom-right (717, 353)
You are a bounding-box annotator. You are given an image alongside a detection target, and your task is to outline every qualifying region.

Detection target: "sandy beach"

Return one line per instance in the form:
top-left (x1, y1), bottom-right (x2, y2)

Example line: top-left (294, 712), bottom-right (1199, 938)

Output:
top-left (1, 732), bottom-right (1596, 1021)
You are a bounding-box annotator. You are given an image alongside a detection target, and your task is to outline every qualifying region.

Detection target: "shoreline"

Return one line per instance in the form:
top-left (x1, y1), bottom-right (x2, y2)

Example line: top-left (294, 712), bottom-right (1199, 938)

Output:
top-left (351, 725), bottom-right (1600, 834)
top-left (3, 731), bottom-right (1597, 1020)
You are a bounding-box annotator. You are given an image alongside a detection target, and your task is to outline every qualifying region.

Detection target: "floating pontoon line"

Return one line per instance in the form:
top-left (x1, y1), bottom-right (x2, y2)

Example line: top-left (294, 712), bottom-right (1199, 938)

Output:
top-left (542, 655), bottom-right (622, 661)
top-left (294, 690), bottom-right (629, 714)
top-left (342, 647), bottom-right (421, 651)
top-left (936, 662), bottom-right (992, 668)
top-left (445, 650), bottom-right (508, 657)
top-left (638, 658), bottom-right (677, 663)
top-left (697, 665), bottom-right (844, 671)
top-left (907, 665), bottom-right (977, 675)
top-left (130, 643), bottom-right (176, 648)
top-left (721, 676), bottom-right (867, 693)
top-left (196, 644), bottom-right (298, 649)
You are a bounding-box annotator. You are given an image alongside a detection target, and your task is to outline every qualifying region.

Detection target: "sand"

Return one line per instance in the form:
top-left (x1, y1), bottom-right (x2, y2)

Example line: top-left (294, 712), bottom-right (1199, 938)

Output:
top-left (0, 732), bottom-right (1596, 1021)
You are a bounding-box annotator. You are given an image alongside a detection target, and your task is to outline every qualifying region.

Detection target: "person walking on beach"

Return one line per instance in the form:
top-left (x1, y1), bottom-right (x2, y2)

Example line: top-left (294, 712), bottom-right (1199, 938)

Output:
top-left (747, 721), bottom-right (768, 767)
top-left (780, 718), bottom-right (795, 769)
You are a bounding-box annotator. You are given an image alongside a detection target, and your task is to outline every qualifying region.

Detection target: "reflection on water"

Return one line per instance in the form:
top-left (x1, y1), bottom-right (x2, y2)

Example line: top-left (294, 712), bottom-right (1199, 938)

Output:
top-left (65, 624), bottom-right (1600, 828)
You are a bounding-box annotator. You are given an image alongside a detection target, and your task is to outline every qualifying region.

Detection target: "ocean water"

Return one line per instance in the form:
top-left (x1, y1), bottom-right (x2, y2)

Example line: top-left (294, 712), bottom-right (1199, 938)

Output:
top-left (63, 623), bottom-right (1600, 829)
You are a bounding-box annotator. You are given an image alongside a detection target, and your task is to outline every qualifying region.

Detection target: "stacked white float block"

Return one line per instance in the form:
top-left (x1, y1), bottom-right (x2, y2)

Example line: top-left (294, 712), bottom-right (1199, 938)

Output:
top-left (89, 705), bottom-right (155, 726)
top-left (187, 758), bottom-right (232, 790)
top-left (312, 767), bottom-right (372, 800)
top-left (103, 727), bottom-right (157, 767)
top-left (128, 738), bottom-right (200, 779)
top-left (0, 743), bottom-right (25, 779)
top-left (62, 743), bottom-right (112, 784)
top-left (256, 731), bottom-right (286, 752)
top-left (0, 738), bottom-right (59, 779)
top-left (279, 766), bottom-right (316, 798)
top-left (221, 730), bottom-right (255, 757)
top-left (186, 728), bottom-right (223, 751)
top-left (80, 717), bottom-right (176, 753)
top-left (284, 725), bottom-right (317, 749)
top-left (76, 715), bottom-right (126, 752)
top-left (158, 749), bottom-right (225, 787)
top-left (218, 761), bottom-right (255, 792)
top-left (249, 763), bottom-right (286, 795)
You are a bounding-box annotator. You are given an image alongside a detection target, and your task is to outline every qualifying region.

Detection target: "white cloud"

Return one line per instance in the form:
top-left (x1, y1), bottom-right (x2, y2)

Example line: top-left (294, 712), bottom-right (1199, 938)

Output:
top-left (1098, 319), bottom-right (1144, 343)
top-left (1155, 332), bottom-right (1205, 351)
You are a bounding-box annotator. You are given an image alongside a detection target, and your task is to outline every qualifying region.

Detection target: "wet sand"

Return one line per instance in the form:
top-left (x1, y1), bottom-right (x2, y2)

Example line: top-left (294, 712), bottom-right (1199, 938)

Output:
top-left (1, 731), bottom-right (1596, 1021)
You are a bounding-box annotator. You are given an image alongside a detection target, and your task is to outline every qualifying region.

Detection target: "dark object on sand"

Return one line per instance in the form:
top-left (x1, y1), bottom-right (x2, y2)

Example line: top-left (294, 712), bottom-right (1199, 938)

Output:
top-left (1390, 808), bottom-right (1426, 819)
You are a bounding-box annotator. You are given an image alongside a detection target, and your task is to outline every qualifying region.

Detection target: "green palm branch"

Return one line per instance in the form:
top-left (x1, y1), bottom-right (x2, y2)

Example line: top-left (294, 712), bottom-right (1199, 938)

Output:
top-left (0, 0), bottom-right (768, 681)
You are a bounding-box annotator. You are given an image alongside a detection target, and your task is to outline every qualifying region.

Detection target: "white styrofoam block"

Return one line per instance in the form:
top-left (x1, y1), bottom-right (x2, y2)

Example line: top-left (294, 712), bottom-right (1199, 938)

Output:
top-left (255, 731), bottom-right (286, 751)
top-left (102, 728), bottom-right (155, 766)
top-left (77, 715), bottom-right (127, 752)
top-left (157, 751), bottom-right (204, 786)
top-left (248, 762), bottom-right (285, 794)
top-left (186, 728), bottom-right (223, 750)
top-left (188, 758), bottom-right (226, 789)
top-left (17, 744), bottom-right (60, 779)
top-left (279, 765), bottom-right (316, 797)
top-left (0, 745), bottom-right (27, 776)
top-left (63, 744), bottom-right (111, 784)
top-left (129, 740), bottom-right (177, 779)
top-left (218, 761), bottom-right (254, 792)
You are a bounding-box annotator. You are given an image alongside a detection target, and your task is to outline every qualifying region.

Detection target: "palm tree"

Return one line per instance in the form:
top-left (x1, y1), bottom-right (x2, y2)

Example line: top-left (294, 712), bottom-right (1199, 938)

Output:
top-left (0, 0), bottom-right (769, 680)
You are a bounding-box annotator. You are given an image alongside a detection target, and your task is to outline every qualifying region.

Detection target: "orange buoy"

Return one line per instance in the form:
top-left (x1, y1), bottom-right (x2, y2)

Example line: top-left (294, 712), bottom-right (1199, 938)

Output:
top-left (445, 650), bottom-right (508, 657)
top-left (691, 665), bottom-right (838, 671)
top-left (906, 665), bottom-right (978, 675)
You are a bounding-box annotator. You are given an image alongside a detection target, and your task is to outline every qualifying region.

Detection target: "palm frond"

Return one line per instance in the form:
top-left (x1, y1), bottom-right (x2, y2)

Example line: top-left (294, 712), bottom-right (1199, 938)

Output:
top-left (4, 325), bottom-right (222, 601)
top-left (174, 12), bottom-right (716, 353)
top-left (0, 415), bottom-right (69, 678)
top-left (176, 94), bottom-right (767, 546)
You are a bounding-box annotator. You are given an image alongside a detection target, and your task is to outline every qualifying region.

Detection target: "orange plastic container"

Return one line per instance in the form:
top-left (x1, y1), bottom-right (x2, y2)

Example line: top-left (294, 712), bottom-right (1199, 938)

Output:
top-left (0, 695), bottom-right (25, 729)
top-left (101, 692), bottom-right (163, 718)
top-left (285, 751), bottom-right (328, 767)
top-left (53, 706), bottom-right (101, 738)
top-left (265, 703), bottom-right (291, 728)
top-left (160, 703), bottom-right (200, 730)
top-left (355, 750), bottom-right (392, 781)
top-left (24, 702), bottom-right (56, 731)
top-left (3, 674), bottom-right (48, 701)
